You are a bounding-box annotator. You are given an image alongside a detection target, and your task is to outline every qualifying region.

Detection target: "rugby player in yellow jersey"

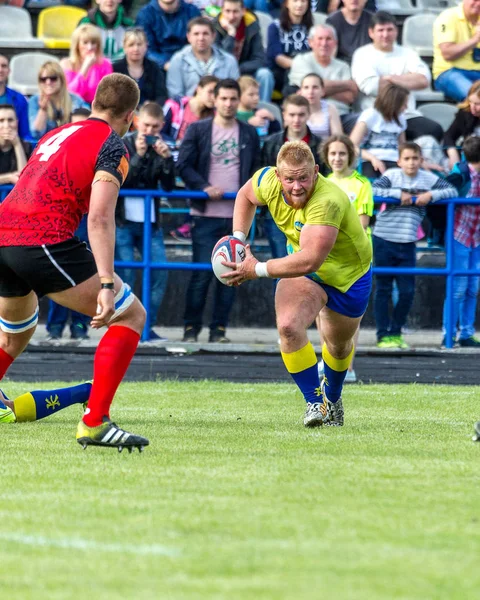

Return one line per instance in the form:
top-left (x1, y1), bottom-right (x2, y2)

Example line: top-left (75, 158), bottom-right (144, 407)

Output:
top-left (222, 141), bottom-right (372, 427)
top-left (316, 134), bottom-right (374, 383)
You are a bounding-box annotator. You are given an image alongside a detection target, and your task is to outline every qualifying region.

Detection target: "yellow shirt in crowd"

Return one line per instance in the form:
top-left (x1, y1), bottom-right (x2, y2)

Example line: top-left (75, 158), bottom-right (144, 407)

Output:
top-left (433, 5), bottom-right (480, 79)
top-left (327, 170), bottom-right (374, 240)
top-left (252, 167), bottom-right (372, 292)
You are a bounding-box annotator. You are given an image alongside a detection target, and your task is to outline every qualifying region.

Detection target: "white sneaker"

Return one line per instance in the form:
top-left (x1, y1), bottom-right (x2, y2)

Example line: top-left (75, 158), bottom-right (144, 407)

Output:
top-left (345, 369), bottom-right (357, 383)
top-left (303, 401), bottom-right (328, 428)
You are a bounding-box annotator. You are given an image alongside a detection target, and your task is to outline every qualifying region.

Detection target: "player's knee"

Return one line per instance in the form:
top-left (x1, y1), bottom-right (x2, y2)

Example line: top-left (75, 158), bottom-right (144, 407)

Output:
top-left (277, 317), bottom-right (301, 342)
top-left (0, 306), bottom-right (39, 335)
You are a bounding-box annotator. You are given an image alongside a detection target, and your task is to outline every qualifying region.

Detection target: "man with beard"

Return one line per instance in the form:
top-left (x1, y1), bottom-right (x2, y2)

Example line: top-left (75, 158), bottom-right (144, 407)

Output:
top-left (222, 141), bottom-right (372, 428)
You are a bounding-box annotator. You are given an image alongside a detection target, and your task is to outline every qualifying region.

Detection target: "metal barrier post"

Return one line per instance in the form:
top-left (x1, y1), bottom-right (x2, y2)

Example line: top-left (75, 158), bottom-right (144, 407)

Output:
top-left (141, 195), bottom-right (153, 342)
top-left (444, 201), bottom-right (456, 349)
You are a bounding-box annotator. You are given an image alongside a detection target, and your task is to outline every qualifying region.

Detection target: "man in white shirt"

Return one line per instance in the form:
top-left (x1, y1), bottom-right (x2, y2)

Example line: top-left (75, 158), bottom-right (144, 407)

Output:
top-left (288, 24), bottom-right (358, 132)
top-left (351, 11), bottom-right (444, 142)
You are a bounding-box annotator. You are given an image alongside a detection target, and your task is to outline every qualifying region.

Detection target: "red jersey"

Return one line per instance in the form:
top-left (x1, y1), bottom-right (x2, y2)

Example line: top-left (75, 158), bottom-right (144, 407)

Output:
top-left (0, 118), bottom-right (129, 247)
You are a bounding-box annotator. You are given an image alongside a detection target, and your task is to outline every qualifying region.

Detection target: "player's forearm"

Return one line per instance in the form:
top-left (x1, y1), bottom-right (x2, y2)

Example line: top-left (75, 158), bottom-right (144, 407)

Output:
top-left (263, 250), bottom-right (324, 279)
top-left (232, 183), bottom-right (257, 237)
top-left (88, 214), bottom-right (116, 280)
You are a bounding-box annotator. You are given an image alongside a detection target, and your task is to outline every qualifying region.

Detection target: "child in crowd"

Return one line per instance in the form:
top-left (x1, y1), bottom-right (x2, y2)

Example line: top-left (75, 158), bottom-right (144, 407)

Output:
top-left (236, 76), bottom-right (281, 140)
top-left (372, 142), bottom-right (457, 349)
top-left (0, 104), bottom-right (30, 187)
top-left (442, 135), bottom-right (480, 348)
top-left (300, 73), bottom-right (342, 139)
top-left (350, 82), bottom-right (408, 179)
top-left (316, 134), bottom-right (373, 383)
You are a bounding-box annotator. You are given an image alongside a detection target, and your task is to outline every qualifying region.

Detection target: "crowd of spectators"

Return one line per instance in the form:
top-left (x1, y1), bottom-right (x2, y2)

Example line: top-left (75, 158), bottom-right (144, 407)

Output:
top-left (2, 0), bottom-right (480, 346)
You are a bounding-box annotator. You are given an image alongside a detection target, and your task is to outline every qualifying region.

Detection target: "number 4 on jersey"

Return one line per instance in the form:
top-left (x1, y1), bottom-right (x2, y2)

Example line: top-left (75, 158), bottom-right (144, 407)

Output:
top-left (36, 126), bottom-right (82, 162)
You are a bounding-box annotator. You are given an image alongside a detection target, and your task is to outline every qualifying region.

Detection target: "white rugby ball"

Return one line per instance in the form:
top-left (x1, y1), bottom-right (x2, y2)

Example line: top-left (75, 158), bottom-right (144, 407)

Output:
top-left (211, 236), bottom-right (246, 285)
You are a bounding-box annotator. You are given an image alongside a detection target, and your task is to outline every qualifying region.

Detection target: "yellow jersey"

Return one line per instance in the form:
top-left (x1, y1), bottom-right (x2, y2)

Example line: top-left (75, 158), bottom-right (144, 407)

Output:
top-left (327, 170), bottom-right (374, 240)
top-left (433, 5), bottom-right (479, 79)
top-left (252, 167), bottom-right (372, 292)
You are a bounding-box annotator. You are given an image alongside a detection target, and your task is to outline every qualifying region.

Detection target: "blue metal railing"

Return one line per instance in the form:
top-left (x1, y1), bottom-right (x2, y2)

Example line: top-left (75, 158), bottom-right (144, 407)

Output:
top-left (0, 185), bottom-right (478, 347)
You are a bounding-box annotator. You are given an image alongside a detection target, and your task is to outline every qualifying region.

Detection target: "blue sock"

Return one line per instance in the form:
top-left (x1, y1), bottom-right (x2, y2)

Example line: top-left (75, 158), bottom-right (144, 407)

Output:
top-left (281, 342), bottom-right (323, 404)
top-left (0, 389), bottom-right (9, 410)
top-left (322, 344), bottom-right (353, 402)
top-left (14, 382), bottom-right (92, 422)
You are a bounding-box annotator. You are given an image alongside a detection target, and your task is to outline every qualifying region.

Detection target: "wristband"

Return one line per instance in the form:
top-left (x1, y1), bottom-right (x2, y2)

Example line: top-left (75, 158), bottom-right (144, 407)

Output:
top-left (233, 230), bottom-right (246, 243)
top-left (255, 262), bottom-right (270, 278)
top-left (101, 282), bottom-right (115, 291)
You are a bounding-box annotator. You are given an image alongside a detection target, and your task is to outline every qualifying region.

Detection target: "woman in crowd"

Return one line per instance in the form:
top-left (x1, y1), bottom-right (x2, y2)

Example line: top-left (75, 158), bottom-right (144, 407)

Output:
top-left (60, 24), bottom-right (113, 105)
top-left (299, 73), bottom-right (342, 138)
top-left (444, 81), bottom-right (480, 170)
top-left (315, 134), bottom-right (374, 383)
top-left (350, 82), bottom-right (409, 178)
top-left (267, 0), bottom-right (313, 94)
top-left (28, 61), bottom-right (89, 141)
top-left (162, 75), bottom-right (219, 144)
top-left (113, 27), bottom-right (167, 107)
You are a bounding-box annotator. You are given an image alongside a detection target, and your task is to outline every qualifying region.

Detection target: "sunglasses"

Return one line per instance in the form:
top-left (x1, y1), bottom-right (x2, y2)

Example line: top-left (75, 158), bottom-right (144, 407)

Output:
top-left (39, 75), bottom-right (59, 83)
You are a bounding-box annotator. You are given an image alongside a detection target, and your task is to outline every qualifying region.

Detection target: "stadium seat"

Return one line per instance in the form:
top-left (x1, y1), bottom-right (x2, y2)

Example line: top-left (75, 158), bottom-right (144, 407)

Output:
top-left (414, 87), bottom-right (445, 102)
top-left (376, 0), bottom-right (418, 16)
top-left (8, 51), bottom-right (60, 96)
top-left (416, 0), bottom-right (456, 13)
top-left (37, 6), bottom-right (88, 49)
top-left (417, 102), bottom-right (457, 131)
top-left (258, 100), bottom-right (283, 126)
top-left (255, 11), bottom-right (273, 49)
top-left (402, 13), bottom-right (436, 57)
top-left (313, 12), bottom-right (328, 26)
top-left (0, 6), bottom-right (45, 48)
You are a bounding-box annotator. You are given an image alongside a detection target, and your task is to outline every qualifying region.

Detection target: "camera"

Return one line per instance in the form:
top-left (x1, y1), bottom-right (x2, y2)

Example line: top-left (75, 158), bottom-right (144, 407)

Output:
top-left (473, 48), bottom-right (480, 62)
top-left (145, 134), bottom-right (160, 145)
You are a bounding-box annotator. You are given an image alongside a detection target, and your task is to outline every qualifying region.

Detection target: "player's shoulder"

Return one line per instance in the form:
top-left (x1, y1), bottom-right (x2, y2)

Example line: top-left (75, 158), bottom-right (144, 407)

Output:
top-left (252, 166), bottom-right (278, 191)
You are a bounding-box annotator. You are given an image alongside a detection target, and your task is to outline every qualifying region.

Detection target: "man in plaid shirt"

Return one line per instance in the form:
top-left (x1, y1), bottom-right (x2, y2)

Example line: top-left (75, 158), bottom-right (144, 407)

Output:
top-left (443, 135), bottom-right (480, 347)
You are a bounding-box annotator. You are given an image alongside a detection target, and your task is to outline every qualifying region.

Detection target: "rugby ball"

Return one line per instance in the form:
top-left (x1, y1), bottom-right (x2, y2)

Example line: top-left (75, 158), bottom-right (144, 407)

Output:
top-left (211, 236), bottom-right (246, 285)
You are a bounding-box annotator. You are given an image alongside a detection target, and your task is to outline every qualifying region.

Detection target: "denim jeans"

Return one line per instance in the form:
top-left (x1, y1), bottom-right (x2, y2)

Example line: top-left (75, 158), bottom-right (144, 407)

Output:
top-left (373, 236), bottom-right (416, 340)
top-left (47, 216), bottom-right (89, 336)
top-left (263, 213), bottom-right (287, 259)
top-left (442, 239), bottom-right (480, 340)
top-left (255, 67), bottom-right (275, 102)
top-left (115, 221), bottom-right (168, 325)
top-left (184, 216), bottom-right (235, 332)
top-left (434, 68), bottom-right (480, 102)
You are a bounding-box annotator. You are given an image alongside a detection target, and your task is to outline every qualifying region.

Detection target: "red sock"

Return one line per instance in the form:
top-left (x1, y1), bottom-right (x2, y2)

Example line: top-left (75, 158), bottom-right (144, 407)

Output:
top-left (0, 347), bottom-right (14, 381)
top-left (83, 325), bottom-right (140, 427)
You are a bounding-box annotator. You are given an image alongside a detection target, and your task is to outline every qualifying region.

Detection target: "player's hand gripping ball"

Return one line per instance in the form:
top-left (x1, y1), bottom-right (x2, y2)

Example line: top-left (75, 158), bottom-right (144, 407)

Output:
top-left (211, 236), bottom-right (246, 285)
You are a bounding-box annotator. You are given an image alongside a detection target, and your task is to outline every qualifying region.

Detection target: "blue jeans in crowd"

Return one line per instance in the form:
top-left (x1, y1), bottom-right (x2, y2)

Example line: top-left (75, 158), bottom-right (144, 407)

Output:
top-left (255, 68), bottom-right (275, 102)
top-left (263, 212), bottom-right (287, 259)
top-left (373, 236), bottom-right (416, 341)
top-left (115, 221), bottom-right (168, 326)
top-left (184, 216), bottom-right (235, 333)
top-left (442, 239), bottom-right (480, 341)
top-left (47, 216), bottom-right (90, 338)
top-left (434, 68), bottom-right (480, 102)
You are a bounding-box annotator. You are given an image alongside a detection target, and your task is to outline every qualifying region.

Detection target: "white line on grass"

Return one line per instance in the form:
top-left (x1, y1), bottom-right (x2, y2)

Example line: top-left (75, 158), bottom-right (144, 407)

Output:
top-left (0, 533), bottom-right (180, 557)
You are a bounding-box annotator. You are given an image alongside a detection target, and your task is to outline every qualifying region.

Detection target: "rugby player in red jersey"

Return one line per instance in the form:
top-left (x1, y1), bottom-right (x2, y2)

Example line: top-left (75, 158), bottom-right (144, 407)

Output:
top-left (0, 73), bottom-right (149, 452)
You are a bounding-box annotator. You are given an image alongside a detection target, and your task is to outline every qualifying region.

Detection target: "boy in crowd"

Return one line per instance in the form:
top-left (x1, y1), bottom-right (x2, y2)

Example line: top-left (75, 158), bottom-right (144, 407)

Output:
top-left (0, 104), bottom-right (30, 187)
top-left (442, 135), bottom-right (480, 347)
top-left (236, 76), bottom-right (280, 140)
top-left (79, 0), bottom-right (133, 61)
top-left (372, 142), bottom-right (457, 349)
top-left (115, 101), bottom-right (175, 342)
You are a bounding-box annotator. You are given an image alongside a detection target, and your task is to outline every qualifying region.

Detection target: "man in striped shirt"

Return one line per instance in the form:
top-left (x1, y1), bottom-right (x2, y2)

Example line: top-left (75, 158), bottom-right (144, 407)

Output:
top-left (372, 142), bottom-right (456, 349)
top-left (441, 135), bottom-right (480, 347)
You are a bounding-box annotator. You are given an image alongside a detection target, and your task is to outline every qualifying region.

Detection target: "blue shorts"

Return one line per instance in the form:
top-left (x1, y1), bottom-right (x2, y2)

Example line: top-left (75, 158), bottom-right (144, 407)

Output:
top-left (307, 267), bottom-right (372, 318)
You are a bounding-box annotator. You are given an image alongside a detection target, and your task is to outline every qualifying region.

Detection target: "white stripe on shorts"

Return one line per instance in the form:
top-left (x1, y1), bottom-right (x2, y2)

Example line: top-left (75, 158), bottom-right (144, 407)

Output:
top-left (42, 245), bottom-right (76, 287)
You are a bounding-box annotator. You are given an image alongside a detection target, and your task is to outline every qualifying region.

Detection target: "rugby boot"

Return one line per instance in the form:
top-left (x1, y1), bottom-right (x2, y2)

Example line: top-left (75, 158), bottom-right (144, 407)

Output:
top-left (76, 417), bottom-right (149, 453)
top-left (0, 389), bottom-right (15, 423)
top-left (303, 400), bottom-right (328, 428)
top-left (322, 379), bottom-right (344, 427)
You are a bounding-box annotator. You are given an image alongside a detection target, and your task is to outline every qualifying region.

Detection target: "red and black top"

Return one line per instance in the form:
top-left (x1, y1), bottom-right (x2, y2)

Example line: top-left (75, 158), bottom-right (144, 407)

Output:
top-left (0, 118), bottom-right (129, 247)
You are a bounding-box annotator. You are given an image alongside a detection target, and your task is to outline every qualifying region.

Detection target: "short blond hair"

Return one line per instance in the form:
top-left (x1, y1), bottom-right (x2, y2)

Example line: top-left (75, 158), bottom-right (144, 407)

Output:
top-left (70, 24), bottom-right (103, 71)
top-left (277, 141), bottom-right (315, 171)
top-left (238, 75), bottom-right (259, 93)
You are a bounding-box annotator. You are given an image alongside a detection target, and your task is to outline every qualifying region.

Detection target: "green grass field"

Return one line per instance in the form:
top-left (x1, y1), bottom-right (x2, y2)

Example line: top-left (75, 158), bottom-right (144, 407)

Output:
top-left (1, 380), bottom-right (480, 600)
